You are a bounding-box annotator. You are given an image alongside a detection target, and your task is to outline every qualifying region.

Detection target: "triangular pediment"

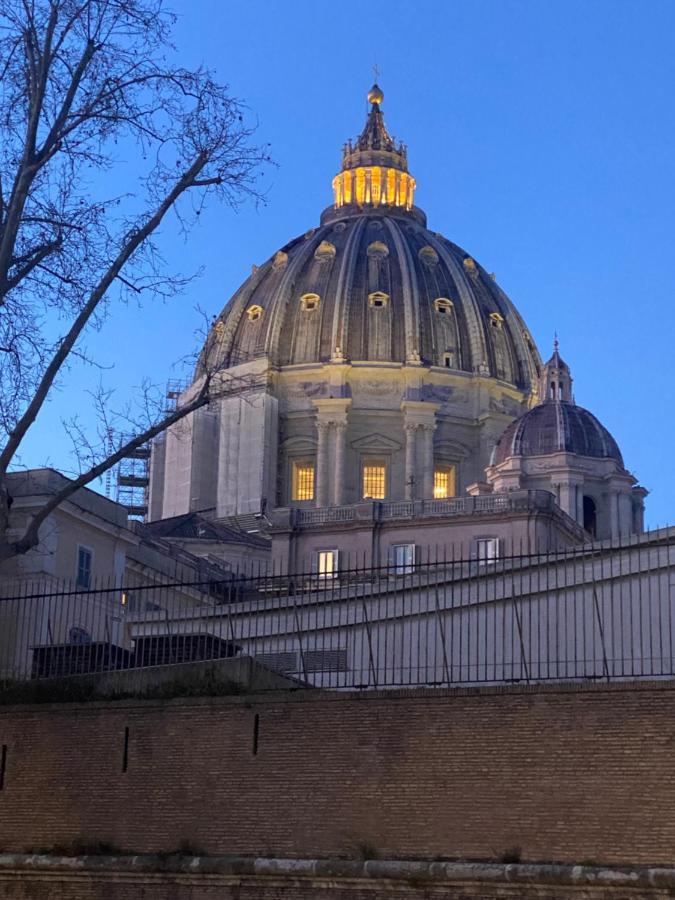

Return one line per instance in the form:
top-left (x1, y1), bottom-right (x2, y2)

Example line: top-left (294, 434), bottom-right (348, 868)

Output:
top-left (350, 432), bottom-right (402, 452)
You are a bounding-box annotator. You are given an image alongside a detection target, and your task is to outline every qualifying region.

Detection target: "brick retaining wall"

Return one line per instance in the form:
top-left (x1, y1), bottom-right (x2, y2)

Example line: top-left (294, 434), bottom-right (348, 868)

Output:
top-left (1, 681), bottom-right (674, 864)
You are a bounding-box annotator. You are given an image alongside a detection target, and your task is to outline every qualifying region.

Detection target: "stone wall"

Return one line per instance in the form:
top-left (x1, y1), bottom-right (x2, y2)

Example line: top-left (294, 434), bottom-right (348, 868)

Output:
top-left (1, 681), bottom-right (675, 865)
top-left (2, 856), bottom-right (675, 900)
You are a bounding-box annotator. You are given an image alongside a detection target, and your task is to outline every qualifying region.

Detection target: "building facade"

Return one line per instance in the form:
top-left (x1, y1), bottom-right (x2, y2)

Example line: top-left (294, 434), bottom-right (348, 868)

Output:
top-left (147, 84), bottom-right (645, 573)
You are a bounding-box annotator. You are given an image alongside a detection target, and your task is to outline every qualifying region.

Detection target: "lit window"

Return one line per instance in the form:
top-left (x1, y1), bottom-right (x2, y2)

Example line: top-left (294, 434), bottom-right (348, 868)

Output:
top-left (435, 297), bottom-right (453, 314)
top-left (300, 293), bottom-right (320, 312)
top-left (76, 546), bottom-right (92, 588)
top-left (476, 538), bottom-right (500, 566)
top-left (362, 459), bottom-right (386, 499)
top-left (317, 549), bottom-right (338, 580)
top-left (368, 291), bottom-right (389, 308)
top-left (246, 304), bottom-right (263, 322)
top-left (433, 466), bottom-right (456, 499)
top-left (391, 544), bottom-right (415, 575)
top-left (292, 460), bottom-right (315, 501)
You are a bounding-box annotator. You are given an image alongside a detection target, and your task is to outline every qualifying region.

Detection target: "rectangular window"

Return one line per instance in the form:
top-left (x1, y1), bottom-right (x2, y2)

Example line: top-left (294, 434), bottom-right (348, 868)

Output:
top-left (476, 538), bottom-right (500, 566)
top-left (391, 544), bottom-right (415, 575)
top-left (292, 460), bottom-right (315, 501)
top-left (76, 545), bottom-right (92, 588)
top-left (362, 459), bottom-right (386, 500)
top-left (317, 549), bottom-right (338, 580)
top-left (433, 465), bottom-right (457, 499)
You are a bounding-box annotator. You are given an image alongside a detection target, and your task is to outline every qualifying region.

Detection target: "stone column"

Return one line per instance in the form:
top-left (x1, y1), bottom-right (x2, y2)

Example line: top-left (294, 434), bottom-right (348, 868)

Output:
top-left (316, 421), bottom-right (331, 508)
top-left (333, 421), bottom-right (347, 506)
top-left (558, 480), bottom-right (576, 519)
top-left (420, 423), bottom-right (436, 499)
top-left (404, 424), bottom-right (417, 500)
top-left (609, 491), bottom-right (619, 539)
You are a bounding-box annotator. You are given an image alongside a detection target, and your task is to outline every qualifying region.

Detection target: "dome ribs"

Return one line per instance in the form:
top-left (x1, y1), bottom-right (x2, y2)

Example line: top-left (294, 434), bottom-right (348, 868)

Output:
top-left (200, 213), bottom-right (540, 391)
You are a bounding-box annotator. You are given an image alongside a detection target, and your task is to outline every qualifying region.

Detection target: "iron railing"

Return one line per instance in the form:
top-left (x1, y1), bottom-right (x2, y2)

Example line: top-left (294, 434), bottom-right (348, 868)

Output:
top-left (0, 528), bottom-right (674, 691)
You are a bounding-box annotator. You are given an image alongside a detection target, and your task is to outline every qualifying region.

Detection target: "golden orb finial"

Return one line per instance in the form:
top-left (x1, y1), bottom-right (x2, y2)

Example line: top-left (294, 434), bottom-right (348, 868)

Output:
top-left (368, 83), bottom-right (384, 105)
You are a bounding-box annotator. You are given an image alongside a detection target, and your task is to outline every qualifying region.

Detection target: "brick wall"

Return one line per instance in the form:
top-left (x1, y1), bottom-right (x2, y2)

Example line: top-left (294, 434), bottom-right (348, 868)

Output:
top-left (1, 681), bottom-right (675, 865)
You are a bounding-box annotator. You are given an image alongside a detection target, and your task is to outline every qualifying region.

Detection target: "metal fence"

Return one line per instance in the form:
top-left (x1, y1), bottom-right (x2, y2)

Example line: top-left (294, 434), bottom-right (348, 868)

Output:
top-left (1, 529), bottom-right (674, 690)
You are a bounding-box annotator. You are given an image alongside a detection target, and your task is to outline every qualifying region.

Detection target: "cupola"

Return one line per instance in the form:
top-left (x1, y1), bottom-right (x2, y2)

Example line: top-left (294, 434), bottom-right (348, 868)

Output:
top-left (538, 335), bottom-right (573, 403)
top-left (332, 84), bottom-right (416, 210)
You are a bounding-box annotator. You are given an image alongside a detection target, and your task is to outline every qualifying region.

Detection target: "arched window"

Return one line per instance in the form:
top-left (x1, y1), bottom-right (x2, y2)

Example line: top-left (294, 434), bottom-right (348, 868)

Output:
top-left (434, 297), bottom-right (453, 315)
top-left (489, 312), bottom-right (504, 329)
top-left (583, 496), bottom-right (597, 538)
top-left (246, 304), bottom-right (263, 322)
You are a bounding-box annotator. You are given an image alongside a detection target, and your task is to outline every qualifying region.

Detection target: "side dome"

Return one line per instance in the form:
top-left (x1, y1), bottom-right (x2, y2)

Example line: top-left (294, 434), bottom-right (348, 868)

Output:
top-left (492, 402), bottom-right (624, 467)
top-left (198, 84), bottom-right (541, 391)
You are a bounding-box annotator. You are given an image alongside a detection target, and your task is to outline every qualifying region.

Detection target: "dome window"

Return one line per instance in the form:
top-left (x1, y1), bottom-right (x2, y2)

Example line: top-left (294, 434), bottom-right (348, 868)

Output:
top-left (314, 241), bottom-right (336, 261)
top-left (490, 312), bottom-right (504, 329)
top-left (435, 298), bottom-right (453, 315)
top-left (367, 241), bottom-right (389, 259)
top-left (463, 257), bottom-right (478, 278)
top-left (368, 291), bottom-right (389, 308)
top-left (419, 245), bottom-right (439, 265)
top-left (272, 251), bottom-right (288, 270)
top-left (300, 293), bottom-right (320, 312)
top-left (246, 305), bottom-right (263, 322)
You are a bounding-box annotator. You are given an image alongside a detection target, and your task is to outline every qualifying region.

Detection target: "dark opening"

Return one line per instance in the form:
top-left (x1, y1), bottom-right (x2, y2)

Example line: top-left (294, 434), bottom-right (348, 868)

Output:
top-left (0, 744), bottom-right (6, 790)
top-left (253, 714), bottom-right (260, 756)
top-left (583, 496), bottom-right (597, 537)
top-left (122, 726), bottom-right (129, 773)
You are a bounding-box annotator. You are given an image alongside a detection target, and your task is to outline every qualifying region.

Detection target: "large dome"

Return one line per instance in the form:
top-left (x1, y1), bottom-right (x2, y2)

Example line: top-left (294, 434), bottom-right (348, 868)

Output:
top-left (201, 206), bottom-right (541, 389)
top-left (492, 401), bottom-right (624, 466)
top-left (200, 83), bottom-right (541, 391)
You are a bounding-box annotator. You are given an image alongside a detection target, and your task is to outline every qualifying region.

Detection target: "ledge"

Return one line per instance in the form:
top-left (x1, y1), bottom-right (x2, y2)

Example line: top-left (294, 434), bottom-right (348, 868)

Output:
top-left (0, 854), bottom-right (674, 888)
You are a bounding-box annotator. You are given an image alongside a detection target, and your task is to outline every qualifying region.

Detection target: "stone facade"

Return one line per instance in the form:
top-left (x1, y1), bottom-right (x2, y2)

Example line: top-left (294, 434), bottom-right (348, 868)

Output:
top-left (147, 85), bottom-right (645, 569)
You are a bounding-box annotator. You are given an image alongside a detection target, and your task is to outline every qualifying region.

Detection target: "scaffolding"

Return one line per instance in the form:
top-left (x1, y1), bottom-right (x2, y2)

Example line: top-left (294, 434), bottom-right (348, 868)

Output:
top-left (112, 369), bottom-right (267, 521)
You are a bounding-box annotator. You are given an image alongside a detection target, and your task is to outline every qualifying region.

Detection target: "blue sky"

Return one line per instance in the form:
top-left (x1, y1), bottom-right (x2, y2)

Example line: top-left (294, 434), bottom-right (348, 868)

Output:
top-left (20, 0), bottom-right (675, 526)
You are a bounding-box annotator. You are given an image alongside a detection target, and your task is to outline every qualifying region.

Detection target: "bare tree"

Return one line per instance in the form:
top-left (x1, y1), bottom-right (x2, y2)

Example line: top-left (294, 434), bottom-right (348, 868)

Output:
top-left (0, 0), bottom-right (270, 563)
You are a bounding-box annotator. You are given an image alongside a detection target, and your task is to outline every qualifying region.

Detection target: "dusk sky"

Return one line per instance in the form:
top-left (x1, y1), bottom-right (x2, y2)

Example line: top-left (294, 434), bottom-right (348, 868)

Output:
top-left (19, 0), bottom-right (675, 526)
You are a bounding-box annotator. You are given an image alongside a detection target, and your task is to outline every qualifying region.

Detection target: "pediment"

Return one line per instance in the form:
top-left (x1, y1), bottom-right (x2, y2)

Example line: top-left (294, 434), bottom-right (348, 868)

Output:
top-left (435, 439), bottom-right (471, 460)
top-left (281, 435), bottom-right (317, 452)
top-left (351, 432), bottom-right (402, 452)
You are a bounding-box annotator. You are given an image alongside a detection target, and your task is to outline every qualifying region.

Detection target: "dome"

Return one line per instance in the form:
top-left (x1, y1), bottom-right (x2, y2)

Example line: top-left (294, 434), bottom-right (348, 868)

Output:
top-left (198, 85), bottom-right (541, 389)
top-left (492, 401), bottom-right (624, 467)
top-left (202, 212), bottom-right (541, 385)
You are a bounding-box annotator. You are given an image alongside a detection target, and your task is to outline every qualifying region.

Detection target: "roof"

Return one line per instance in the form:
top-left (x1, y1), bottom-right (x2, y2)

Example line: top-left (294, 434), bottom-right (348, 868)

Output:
top-left (492, 401), bottom-right (624, 467)
top-left (142, 512), bottom-right (270, 549)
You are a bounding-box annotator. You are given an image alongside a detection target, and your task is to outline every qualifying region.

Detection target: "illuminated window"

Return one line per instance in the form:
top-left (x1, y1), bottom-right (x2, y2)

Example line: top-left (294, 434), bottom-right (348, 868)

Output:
top-left (317, 549), bottom-right (339, 580)
top-left (391, 544), bottom-right (415, 575)
top-left (292, 460), bottom-right (315, 501)
top-left (300, 293), bottom-right (320, 311)
top-left (433, 466), bottom-right (456, 499)
top-left (490, 312), bottom-right (504, 329)
top-left (368, 291), bottom-right (389, 308)
top-left (435, 297), bottom-right (453, 314)
top-left (476, 538), bottom-right (500, 566)
top-left (362, 459), bottom-right (386, 499)
top-left (246, 304), bottom-right (263, 322)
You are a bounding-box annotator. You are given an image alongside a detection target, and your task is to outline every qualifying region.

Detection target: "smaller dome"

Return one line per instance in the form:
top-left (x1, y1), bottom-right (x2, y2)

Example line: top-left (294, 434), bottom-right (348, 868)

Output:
top-left (493, 402), bottom-right (624, 467)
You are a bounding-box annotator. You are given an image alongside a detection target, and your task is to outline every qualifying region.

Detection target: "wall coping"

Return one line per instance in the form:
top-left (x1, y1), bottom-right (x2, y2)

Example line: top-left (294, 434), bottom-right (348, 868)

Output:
top-left (2, 676), bottom-right (675, 716)
top-left (1, 854), bottom-right (675, 888)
